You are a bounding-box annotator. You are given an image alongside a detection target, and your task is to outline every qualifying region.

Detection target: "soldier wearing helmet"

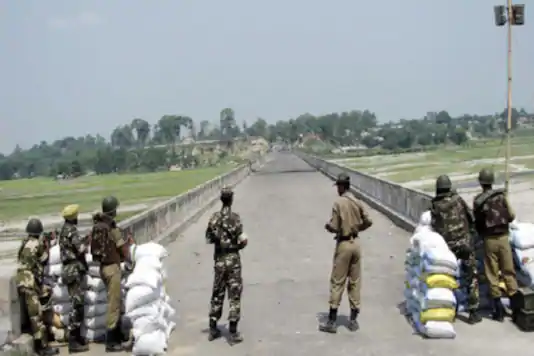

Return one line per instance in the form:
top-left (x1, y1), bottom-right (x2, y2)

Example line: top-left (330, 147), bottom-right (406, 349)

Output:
top-left (205, 186), bottom-right (248, 344)
top-left (90, 196), bottom-right (131, 351)
top-left (58, 204), bottom-right (90, 353)
top-left (16, 218), bottom-right (59, 356)
top-left (473, 168), bottom-right (519, 322)
top-left (320, 173), bottom-right (373, 334)
top-left (430, 175), bottom-right (482, 324)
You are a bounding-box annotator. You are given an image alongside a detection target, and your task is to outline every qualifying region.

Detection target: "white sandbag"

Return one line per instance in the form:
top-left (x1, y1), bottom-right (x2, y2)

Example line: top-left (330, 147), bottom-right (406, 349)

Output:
top-left (48, 245), bottom-right (61, 265)
top-left (85, 253), bottom-right (93, 264)
top-left (88, 265), bottom-right (101, 278)
top-left (132, 329), bottom-right (167, 355)
top-left (84, 314), bottom-right (107, 329)
top-left (52, 284), bottom-right (70, 303)
top-left (85, 275), bottom-right (106, 291)
top-left (161, 301), bottom-right (176, 319)
top-left (419, 288), bottom-right (456, 310)
top-left (85, 290), bottom-right (107, 304)
top-left (510, 222), bottom-right (534, 250)
top-left (46, 264), bottom-right (62, 277)
top-left (134, 255), bottom-right (164, 271)
top-left (419, 211), bottom-right (432, 226)
top-left (125, 267), bottom-right (163, 290)
top-left (421, 321), bottom-right (456, 339)
top-left (125, 301), bottom-right (162, 321)
top-left (132, 314), bottom-right (167, 338)
top-left (125, 285), bottom-right (162, 313)
top-left (81, 326), bottom-right (106, 341)
top-left (421, 260), bottom-right (458, 276)
top-left (85, 303), bottom-right (108, 317)
top-left (410, 230), bottom-right (448, 251)
top-left (421, 247), bottom-right (458, 270)
top-left (53, 303), bottom-right (71, 315)
top-left (133, 242), bottom-right (168, 261)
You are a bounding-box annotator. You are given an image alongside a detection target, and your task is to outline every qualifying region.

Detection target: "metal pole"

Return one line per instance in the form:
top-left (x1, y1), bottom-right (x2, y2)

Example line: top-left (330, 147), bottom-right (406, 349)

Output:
top-left (504, 0), bottom-right (513, 194)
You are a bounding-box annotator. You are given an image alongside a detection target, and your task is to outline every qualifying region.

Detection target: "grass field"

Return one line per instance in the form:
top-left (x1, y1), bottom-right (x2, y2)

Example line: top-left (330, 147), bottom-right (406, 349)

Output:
top-left (0, 166), bottom-right (233, 221)
top-left (330, 137), bottom-right (534, 188)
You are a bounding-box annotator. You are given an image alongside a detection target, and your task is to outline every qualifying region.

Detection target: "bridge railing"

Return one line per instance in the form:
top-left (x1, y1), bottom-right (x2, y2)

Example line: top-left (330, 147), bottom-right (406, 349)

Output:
top-left (295, 152), bottom-right (433, 231)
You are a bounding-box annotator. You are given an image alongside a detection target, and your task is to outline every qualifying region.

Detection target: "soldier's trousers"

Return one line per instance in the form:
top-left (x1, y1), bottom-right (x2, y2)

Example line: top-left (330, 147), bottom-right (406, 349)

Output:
top-left (450, 244), bottom-right (479, 310)
top-left (483, 234), bottom-right (518, 298)
top-left (19, 287), bottom-right (49, 346)
top-left (101, 263), bottom-right (122, 329)
top-left (66, 280), bottom-right (85, 332)
top-left (329, 239), bottom-right (361, 310)
top-left (209, 255), bottom-right (243, 322)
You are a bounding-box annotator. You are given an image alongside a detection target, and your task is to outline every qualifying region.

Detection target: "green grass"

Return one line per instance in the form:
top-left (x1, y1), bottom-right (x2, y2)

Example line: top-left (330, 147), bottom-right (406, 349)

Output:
top-left (332, 137), bottom-right (534, 184)
top-left (0, 166), bottom-right (233, 220)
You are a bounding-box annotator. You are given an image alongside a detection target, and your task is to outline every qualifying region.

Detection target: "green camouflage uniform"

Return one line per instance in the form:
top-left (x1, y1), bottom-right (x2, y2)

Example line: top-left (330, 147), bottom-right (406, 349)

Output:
top-left (16, 236), bottom-right (50, 346)
top-left (431, 190), bottom-right (480, 311)
top-left (206, 206), bottom-right (244, 323)
top-left (58, 222), bottom-right (88, 333)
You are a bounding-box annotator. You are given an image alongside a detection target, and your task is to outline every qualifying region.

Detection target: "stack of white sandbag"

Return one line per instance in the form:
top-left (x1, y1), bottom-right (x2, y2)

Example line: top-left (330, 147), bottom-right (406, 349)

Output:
top-left (124, 242), bottom-right (176, 355)
top-left (81, 252), bottom-right (109, 342)
top-left (45, 244), bottom-right (118, 342)
top-left (510, 221), bottom-right (534, 287)
top-left (404, 211), bottom-right (459, 339)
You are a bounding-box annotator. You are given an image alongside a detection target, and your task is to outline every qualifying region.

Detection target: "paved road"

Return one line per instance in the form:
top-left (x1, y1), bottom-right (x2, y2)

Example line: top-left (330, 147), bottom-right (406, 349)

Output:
top-left (63, 154), bottom-right (532, 356)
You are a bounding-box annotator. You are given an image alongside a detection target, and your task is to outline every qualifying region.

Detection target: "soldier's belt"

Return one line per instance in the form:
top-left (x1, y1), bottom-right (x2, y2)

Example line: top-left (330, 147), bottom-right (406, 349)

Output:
top-left (337, 235), bottom-right (357, 241)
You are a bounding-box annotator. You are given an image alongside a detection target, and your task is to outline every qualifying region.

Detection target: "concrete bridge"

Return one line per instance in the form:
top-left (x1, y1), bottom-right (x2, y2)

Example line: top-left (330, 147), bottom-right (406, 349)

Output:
top-left (5, 153), bottom-right (532, 356)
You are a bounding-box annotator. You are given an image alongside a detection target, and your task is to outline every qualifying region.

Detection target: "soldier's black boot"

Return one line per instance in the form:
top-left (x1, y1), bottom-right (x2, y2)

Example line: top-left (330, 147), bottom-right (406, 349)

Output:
top-left (35, 339), bottom-right (59, 356)
top-left (319, 308), bottom-right (338, 333)
top-left (347, 308), bottom-right (360, 331)
top-left (105, 327), bottom-right (123, 352)
top-left (228, 321), bottom-right (243, 345)
top-left (208, 319), bottom-right (221, 341)
top-left (492, 298), bottom-right (505, 322)
top-left (68, 328), bottom-right (89, 353)
top-left (467, 310), bottom-right (482, 324)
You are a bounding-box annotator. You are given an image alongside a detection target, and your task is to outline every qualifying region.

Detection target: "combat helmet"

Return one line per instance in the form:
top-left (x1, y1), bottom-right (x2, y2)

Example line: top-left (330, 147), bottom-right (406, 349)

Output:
top-left (220, 186), bottom-right (234, 200)
top-left (478, 168), bottom-right (495, 185)
top-left (435, 175), bottom-right (452, 191)
top-left (26, 218), bottom-right (44, 237)
top-left (102, 196), bottom-right (120, 215)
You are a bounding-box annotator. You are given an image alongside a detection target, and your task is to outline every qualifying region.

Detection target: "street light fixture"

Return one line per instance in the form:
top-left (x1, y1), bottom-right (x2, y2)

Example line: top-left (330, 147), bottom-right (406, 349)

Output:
top-left (493, 2), bottom-right (525, 194)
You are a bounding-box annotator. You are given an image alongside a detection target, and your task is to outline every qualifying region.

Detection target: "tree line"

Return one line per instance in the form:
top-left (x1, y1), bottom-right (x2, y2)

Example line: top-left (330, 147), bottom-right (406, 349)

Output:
top-left (1, 106), bottom-right (532, 180)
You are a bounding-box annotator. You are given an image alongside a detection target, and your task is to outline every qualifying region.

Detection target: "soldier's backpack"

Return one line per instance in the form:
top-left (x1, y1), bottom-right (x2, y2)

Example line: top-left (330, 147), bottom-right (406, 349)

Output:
top-left (431, 195), bottom-right (469, 242)
top-left (474, 189), bottom-right (513, 235)
top-left (90, 221), bottom-right (111, 263)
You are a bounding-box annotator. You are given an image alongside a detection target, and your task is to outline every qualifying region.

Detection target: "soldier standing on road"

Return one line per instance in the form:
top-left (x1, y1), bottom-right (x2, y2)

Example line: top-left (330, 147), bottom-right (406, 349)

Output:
top-left (16, 218), bottom-right (59, 356)
top-left (320, 173), bottom-right (373, 334)
top-left (430, 175), bottom-right (482, 324)
top-left (91, 196), bottom-right (131, 352)
top-left (473, 168), bottom-right (520, 321)
top-left (58, 204), bottom-right (90, 353)
top-left (205, 187), bottom-right (248, 344)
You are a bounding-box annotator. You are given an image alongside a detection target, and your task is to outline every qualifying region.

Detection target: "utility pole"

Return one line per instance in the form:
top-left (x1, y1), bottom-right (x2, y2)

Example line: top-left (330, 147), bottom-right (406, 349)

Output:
top-left (494, 2), bottom-right (525, 194)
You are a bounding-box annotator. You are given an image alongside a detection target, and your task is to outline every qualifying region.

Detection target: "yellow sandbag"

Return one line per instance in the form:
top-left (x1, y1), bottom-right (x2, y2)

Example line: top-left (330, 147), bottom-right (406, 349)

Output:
top-left (420, 308), bottom-right (455, 323)
top-left (52, 313), bottom-right (63, 328)
top-left (423, 274), bottom-right (459, 289)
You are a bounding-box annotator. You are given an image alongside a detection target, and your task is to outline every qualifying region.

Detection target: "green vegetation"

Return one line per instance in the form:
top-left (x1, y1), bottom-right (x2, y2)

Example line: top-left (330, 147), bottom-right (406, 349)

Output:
top-left (334, 137), bottom-right (534, 186)
top-left (0, 166), bottom-right (231, 220)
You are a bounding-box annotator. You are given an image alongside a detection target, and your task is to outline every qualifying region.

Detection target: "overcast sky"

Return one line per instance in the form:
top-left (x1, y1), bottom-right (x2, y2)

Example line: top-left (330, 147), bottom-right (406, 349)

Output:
top-left (1, 1), bottom-right (532, 153)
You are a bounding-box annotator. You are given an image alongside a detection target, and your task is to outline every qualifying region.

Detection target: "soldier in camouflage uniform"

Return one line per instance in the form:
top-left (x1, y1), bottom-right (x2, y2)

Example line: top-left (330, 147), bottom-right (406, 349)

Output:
top-left (16, 218), bottom-right (59, 356)
top-left (205, 187), bottom-right (248, 344)
top-left (58, 204), bottom-right (90, 353)
top-left (473, 168), bottom-right (519, 321)
top-left (91, 196), bottom-right (131, 352)
top-left (430, 175), bottom-right (482, 324)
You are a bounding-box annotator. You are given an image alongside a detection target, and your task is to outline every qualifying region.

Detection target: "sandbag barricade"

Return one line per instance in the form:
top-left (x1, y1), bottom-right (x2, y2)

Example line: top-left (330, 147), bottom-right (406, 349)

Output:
top-left (404, 211), bottom-right (458, 339)
top-left (124, 242), bottom-right (176, 355)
